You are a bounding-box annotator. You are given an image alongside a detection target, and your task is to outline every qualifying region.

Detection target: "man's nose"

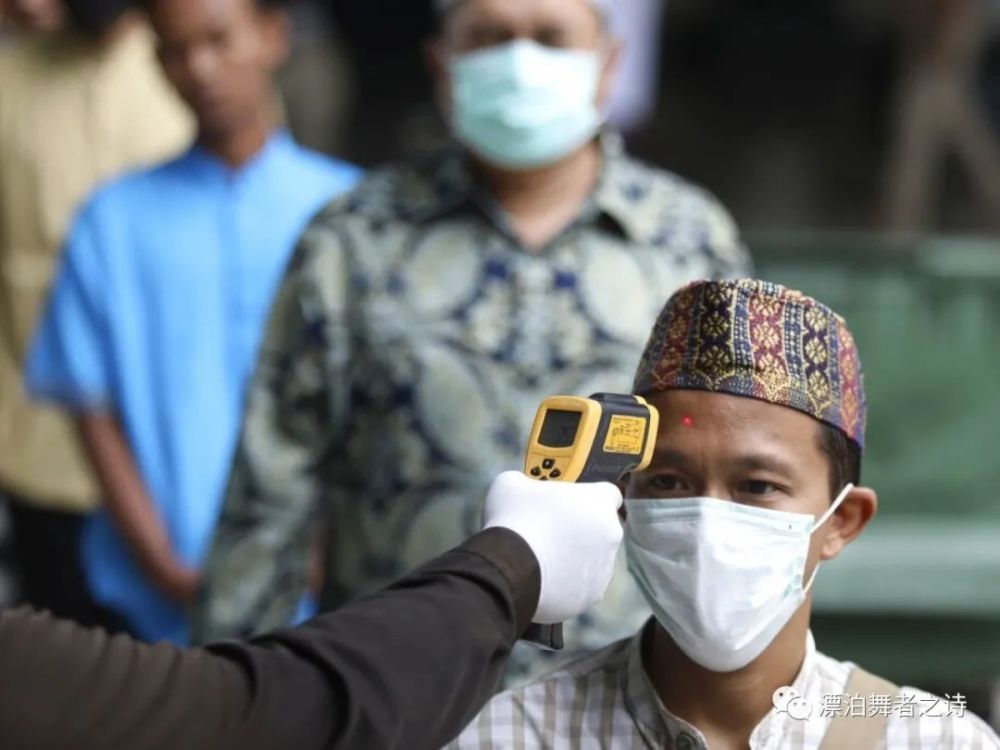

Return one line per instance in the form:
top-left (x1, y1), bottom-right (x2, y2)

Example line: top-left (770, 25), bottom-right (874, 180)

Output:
top-left (701, 482), bottom-right (734, 501)
top-left (187, 46), bottom-right (220, 86)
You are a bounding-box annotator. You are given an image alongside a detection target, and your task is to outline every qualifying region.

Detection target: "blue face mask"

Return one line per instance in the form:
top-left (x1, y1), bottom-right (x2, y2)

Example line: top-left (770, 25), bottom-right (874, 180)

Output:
top-left (449, 40), bottom-right (604, 170)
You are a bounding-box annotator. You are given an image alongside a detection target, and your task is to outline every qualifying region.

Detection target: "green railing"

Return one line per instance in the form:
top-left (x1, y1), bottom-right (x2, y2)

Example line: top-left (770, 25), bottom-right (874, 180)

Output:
top-left (751, 232), bottom-right (1000, 682)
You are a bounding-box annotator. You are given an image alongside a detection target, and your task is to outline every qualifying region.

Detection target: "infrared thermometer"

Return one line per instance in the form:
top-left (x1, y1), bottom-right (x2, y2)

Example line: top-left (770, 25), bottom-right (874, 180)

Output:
top-left (521, 393), bottom-right (659, 650)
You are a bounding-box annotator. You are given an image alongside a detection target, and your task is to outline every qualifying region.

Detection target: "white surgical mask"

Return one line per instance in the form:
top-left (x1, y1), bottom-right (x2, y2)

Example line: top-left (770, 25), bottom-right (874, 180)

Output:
top-left (625, 485), bottom-right (852, 673)
top-left (449, 40), bottom-right (603, 169)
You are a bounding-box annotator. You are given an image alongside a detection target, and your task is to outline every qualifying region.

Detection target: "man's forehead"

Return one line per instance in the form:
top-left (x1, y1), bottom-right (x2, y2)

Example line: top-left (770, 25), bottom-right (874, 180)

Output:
top-left (436, 0), bottom-right (608, 12)
top-left (151, 0), bottom-right (258, 30)
top-left (437, 0), bottom-right (607, 25)
top-left (647, 390), bottom-right (826, 451)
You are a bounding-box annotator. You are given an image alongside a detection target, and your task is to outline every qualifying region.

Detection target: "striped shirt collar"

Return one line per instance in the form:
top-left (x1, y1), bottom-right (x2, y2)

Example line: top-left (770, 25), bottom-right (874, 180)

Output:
top-left (451, 623), bottom-right (999, 749)
top-left (623, 622), bottom-right (821, 748)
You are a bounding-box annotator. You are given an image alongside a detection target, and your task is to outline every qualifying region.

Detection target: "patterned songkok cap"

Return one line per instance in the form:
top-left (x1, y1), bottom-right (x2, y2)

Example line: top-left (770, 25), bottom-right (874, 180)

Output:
top-left (633, 279), bottom-right (866, 449)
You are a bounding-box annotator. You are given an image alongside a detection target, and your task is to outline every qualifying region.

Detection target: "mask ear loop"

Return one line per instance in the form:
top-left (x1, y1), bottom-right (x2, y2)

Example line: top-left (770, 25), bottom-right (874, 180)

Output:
top-left (810, 483), bottom-right (854, 534)
top-left (803, 483), bottom-right (855, 594)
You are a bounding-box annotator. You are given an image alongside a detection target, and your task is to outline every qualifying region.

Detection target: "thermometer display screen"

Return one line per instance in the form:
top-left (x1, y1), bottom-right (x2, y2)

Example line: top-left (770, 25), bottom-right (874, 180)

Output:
top-left (538, 410), bottom-right (582, 448)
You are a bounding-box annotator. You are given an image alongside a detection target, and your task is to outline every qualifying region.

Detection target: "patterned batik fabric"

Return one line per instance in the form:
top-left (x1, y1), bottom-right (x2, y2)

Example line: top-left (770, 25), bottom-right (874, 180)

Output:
top-left (633, 279), bottom-right (866, 449)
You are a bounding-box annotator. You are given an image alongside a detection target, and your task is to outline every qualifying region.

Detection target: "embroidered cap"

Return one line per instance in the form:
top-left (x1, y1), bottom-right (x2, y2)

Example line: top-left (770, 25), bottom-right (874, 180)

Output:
top-left (633, 279), bottom-right (866, 449)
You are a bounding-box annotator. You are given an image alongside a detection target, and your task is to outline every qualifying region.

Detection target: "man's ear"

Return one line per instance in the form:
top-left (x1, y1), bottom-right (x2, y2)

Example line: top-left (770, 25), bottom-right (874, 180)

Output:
top-left (260, 8), bottom-right (292, 72)
top-left (425, 38), bottom-right (453, 115)
top-left (425, 39), bottom-right (449, 89)
top-left (596, 35), bottom-right (622, 110)
top-left (819, 486), bottom-right (877, 561)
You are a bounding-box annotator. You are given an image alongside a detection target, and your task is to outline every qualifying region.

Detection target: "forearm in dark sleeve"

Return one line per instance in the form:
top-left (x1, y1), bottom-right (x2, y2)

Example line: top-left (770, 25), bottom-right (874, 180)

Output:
top-left (0, 608), bottom-right (254, 750)
top-left (213, 527), bottom-right (540, 750)
top-left (0, 529), bottom-right (539, 750)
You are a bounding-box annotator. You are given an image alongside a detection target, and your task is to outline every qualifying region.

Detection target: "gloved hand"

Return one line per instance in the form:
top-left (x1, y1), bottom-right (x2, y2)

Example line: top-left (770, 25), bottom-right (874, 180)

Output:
top-left (482, 471), bottom-right (624, 625)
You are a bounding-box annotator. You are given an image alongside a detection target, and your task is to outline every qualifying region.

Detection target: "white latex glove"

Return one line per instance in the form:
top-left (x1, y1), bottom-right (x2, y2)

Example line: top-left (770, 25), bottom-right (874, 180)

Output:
top-left (482, 471), bottom-right (624, 624)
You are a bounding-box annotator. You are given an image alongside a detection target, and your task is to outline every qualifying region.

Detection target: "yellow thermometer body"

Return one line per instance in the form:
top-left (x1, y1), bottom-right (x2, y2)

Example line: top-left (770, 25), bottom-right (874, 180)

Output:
top-left (521, 393), bottom-right (659, 651)
top-left (525, 394), bottom-right (659, 484)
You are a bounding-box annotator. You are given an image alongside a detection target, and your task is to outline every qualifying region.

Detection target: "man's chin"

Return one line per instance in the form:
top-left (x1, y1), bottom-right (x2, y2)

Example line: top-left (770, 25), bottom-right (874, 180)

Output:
top-left (196, 114), bottom-right (254, 151)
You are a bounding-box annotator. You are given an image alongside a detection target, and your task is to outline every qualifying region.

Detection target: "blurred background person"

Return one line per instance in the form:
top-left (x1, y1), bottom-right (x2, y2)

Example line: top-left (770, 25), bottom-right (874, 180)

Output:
top-left (0, 0), bottom-right (190, 624)
top-left (0, 0), bottom-right (65, 33)
top-left (318, 0), bottom-right (667, 164)
top-left (193, 0), bottom-right (750, 684)
top-left (24, 0), bottom-right (360, 643)
top-left (882, 0), bottom-right (1000, 232)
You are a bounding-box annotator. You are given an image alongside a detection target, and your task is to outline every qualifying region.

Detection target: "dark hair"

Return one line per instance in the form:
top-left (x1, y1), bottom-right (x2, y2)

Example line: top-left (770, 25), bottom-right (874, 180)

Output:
top-left (142, 0), bottom-right (288, 11)
top-left (429, 2), bottom-right (609, 38)
top-left (818, 423), bottom-right (861, 501)
top-left (63, 0), bottom-right (135, 36)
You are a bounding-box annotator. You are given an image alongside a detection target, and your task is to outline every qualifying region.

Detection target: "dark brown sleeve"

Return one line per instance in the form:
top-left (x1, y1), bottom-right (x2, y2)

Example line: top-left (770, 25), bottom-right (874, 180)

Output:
top-left (0, 528), bottom-right (539, 750)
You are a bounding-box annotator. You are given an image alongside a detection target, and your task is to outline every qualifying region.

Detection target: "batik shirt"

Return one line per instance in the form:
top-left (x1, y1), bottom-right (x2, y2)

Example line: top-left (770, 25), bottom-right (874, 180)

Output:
top-left (193, 134), bottom-right (751, 677)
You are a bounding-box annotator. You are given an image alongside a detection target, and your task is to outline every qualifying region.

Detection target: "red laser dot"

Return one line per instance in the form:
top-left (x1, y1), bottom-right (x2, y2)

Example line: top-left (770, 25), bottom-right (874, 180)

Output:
top-left (681, 416), bottom-right (695, 428)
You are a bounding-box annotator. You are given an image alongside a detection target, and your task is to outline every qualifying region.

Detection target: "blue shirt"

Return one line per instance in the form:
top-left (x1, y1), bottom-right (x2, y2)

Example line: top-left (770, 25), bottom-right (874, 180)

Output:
top-left (26, 131), bottom-right (361, 644)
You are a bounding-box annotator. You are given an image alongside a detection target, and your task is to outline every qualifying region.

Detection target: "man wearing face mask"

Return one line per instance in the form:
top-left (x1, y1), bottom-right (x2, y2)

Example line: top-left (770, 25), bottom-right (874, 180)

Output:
top-left (0, 0), bottom-right (190, 626)
top-left (452, 279), bottom-right (1000, 749)
top-left (192, 0), bottom-right (751, 682)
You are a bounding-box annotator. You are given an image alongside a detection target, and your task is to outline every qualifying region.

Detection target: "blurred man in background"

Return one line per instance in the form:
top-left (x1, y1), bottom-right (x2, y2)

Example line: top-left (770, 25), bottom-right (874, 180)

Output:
top-left (0, 0), bottom-right (64, 32)
top-left (883, 0), bottom-right (1000, 231)
top-left (0, 0), bottom-right (191, 624)
top-left (195, 0), bottom-right (750, 682)
top-left (25, 0), bottom-right (360, 643)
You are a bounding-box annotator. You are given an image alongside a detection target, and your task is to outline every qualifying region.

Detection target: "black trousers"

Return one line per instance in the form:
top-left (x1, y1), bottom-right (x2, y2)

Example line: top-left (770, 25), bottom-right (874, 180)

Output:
top-left (2, 487), bottom-right (132, 634)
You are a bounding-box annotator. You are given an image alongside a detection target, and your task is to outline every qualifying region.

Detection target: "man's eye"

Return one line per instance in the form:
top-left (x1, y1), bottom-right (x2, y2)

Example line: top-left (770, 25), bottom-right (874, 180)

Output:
top-left (648, 475), bottom-right (690, 492)
top-left (466, 28), bottom-right (511, 50)
top-left (740, 480), bottom-right (780, 495)
top-left (536, 28), bottom-right (570, 48)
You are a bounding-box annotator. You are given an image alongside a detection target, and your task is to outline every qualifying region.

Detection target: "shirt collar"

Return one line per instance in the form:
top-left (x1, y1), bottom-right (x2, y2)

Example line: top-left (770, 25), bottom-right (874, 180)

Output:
top-left (624, 624), bottom-right (822, 748)
top-left (588, 130), bottom-right (650, 241)
top-left (749, 631), bottom-right (822, 748)
top-left (404, 145), bottom-right (474, 224)
top-left (623, 622), bottom-right (703, 746)
top-left (184, 129), bottom-right (294, 182)
top-left (409, 131), bottom-right (643, 242)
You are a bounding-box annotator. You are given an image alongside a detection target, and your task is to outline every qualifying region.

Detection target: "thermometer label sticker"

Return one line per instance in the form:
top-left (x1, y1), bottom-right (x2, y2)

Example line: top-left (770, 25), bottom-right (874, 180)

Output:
top-left (603, 415), bottom-right (645, 455)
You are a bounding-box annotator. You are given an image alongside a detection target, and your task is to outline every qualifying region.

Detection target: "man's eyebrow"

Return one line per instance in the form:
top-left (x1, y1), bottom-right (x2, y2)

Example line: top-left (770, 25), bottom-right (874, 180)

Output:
top-left (649, 447), bottom-right (798, 476)
top-left (727, 453), bottom-right (798, 476)
top-left (648, 448), bottom-right (694, 469)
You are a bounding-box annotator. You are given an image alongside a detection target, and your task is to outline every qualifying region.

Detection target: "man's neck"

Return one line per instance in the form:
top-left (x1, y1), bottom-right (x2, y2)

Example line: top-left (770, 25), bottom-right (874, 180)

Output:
top-left (644, 612), bottom-right (811, 748)
top-left (472, 141), bottom-right (603, 251)
top-left (198, 110), bottom-right (277, 170)
top-left (88, 11), bottom-right (142, 51)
